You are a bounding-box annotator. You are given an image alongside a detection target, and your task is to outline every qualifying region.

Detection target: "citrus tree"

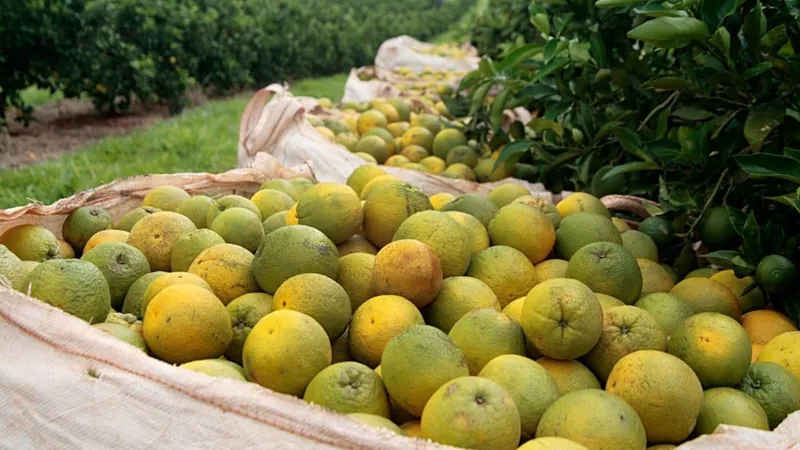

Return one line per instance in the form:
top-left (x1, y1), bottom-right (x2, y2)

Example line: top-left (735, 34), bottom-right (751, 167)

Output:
top-left (453, 0), bottom-right (800, 319)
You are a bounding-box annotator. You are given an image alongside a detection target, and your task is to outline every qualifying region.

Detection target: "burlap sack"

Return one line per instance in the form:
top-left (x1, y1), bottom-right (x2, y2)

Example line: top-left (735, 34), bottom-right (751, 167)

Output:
top-left (1, 157), bottom-right (799, 448)
top-left (374, 35), bottom-right (479, 73)
top-left (237, 84), bottom-right (556, 202)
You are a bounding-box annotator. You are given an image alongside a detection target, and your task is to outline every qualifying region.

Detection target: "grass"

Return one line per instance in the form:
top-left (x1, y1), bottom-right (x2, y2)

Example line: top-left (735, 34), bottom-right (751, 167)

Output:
top-left (19, 86), bottom-right (64, 107)
top-left (0, 73), bottom-right (348, 208)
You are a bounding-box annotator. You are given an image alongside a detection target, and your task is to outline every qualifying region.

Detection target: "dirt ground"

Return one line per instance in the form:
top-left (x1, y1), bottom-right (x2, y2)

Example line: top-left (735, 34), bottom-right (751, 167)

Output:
top-left (0, 92), bottom-right (208, 169)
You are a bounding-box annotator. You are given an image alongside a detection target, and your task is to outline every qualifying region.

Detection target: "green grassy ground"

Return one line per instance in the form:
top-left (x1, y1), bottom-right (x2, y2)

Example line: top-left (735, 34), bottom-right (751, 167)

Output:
top-left (0, 74), bottom-right (348, 208)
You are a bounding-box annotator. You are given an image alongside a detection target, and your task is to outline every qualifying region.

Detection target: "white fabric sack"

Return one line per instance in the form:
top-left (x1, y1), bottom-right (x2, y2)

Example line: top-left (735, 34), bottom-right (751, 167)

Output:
top-left (375, 35), bottom-right (479, 72)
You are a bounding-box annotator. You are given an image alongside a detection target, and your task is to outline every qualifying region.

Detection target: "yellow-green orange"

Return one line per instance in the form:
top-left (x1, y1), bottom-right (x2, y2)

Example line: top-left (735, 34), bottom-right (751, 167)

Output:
top-left (357, 109), bottom-right (388, 134)
top-left (445, 211), bottom-right (490, 255)
top-left (638, 259), bottom-right (675, 297)
top-left (521, 278), bottom-right (603, 360)
top-left (606, 350), bottom-right (703, 444)
top-left (489, 204), bottom-right (556, 264)
top-left (670, 277), bottom-right (741, 320)
top-left (10, 260), bottom-right (38, 293)
top-left (737, 361), bottom-right (800, 429)
top-left (349, 295), bottom-right (423, 368)
top-left (210, 207), bottom-right (263, 253)
top-left (262, 211), bottom-right (289, 235)
top-left (141, 272), bottom-right (212, 316)
top-left (128, 211), bottom-right (197, 271)
top-left (596, 293), bottom-right (625, 312)
top-left (741, 310), bottom-right (797, 345)
top-left (489, 184), bottom-right (530, 208)
top-left (393, 211), bottom-right (470, 277)
top-left (711, 270), bottom-right (765, 314)
top-left (93, 322), bottom-right (147, 353)
top-left (336, 253), bottom-right (375, 311)
top-left (446, 146), bottom-right (478, 168)
top-left (296, 182), bottom-right (362, 244)
top-left (432, 128), bottom-right (467, 159)
top-left (180, 359), bottom-right (246, 381)
top-left (189, 243), bottom-right (259, 305)
top-left (535, 389), bottom-right (647, 449)
top-left (501, 298), bottom-right (541, 358)
top-left (466, 246), bottom-right (537, 307)
top-left (347, 413), bottom-right (405, 435)
top-left (430, 193), bottom-right (455, 211)
top-left (555, 212), bottom-right (622, 260)
top-left (401, 144), bottom-right (429, 162)
top-left (272, 273), bottom-right (351, 340)
top-left (479, 355), bottom-right (561, 439)
top-left (443, 163), bottom-right (477, 181)
top-left (27, 259), bottom-right (111, 323)
top-left (81, 242), bottom-right (151, 310)
top-left (424, 276), bottom-right (500, 333)
top-left (420, 156), bottom-right (446, 174)
top-left (116, 206), bottom-right (160, 232)
top-left (421, 377), bottom-right (521, 450)
top-left (622, 231), bottom-right (659, 262)
top-left (583, 306), bottom-right (667, 381)
top-left (251, 189), bottom-right (295, 220)
top-left (143, 285), bottom-right (231, 364)
top-left (556, 193), bottom-right (610, 218)
top-left (634, 293), bottom-right (696, 337)
top-left (385, 155), bottom-right (410, 167)
top-left (362, 181), bottom-right (431, 247)
top-left (449, 309), bottom-right (526, 374)
top-left (684, 267), bottom-right (720, 279)
top-left (401, 126), bottom-right (435, 151)
top-left (242, 310), bottom-right (331, 396)
top-left (534, 260), bottom-right (568, 284)
top-left (170, 229), bottom-right (225, 272)
top-left (252, 225), bottom-right (339, 294)
top-left (355, 136), bottom-right (390, 164)
top-left (176, 196), bottom-right (215, 228)
top-left (141, 186), bottom-right (190, 212)
top-left (758, 331), bottom-right (800, 379)
top-left (225, 292), bottom-right (272, 364)
top-left (372, 239), bottom-right (442, 308)
top-left (566, 242), bottom-right (642, 304)
top-left (121, 272), bottom-right (165, 319)
top-left (0, 224), bottom-right (61, 262)
top-left (207, 195), bottom-right (261, 226)
top-left (694, 388), bottom-right (769, 435)
top-left (474, 158), bottom-right (512, 182)
top-left (412, 114), bottom-right (442, 135)
top-left (304, 362), bottom-right (390, 417)
top-left (441, 193), bottom-right (498, 229)
top-left (337, 236), bottom-right (378, 257)
top-left (259, 179), bottom-right (300, 200)
top-left (387, 122), bottom-right (410, 138)
top-left (536, 358), bottom-right (601, 394)
top-left (512, 196), bottom-right (561, 229)
top-left (517, 437), bottom-right (588, 450)
top-left (667, 312), bottom-right (752, 388)
top-left (346, 165), bottom-right (386, 196)
top-left (380, 325), bottom-right (469, 416)
top-left (612, 218), bottom-right (631, 233)
top-left (84, 229), bottom-right (130, 253)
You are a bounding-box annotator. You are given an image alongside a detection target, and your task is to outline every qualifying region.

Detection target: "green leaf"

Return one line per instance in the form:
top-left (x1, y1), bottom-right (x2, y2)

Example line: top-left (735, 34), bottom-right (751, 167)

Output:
top-left (743, 0), bottom-right (767, 52)
top-left (532, 13), bottom-right (550, 35)
top-left (767, 195), bottom-right (800, 213)
top-left (743, 103), bottom-right (785, 152)
top-left (711, 109), bottom-right (739, 139)
top-left (627, 17), bottom-right (710, 48)
top-left (477, 58), bottom-right (496, 78)
top-left (490, 89), bottom-right (510, 132)
top-left (468, 81), bottom-right (493, 117)
top-left (497, 44), bottom-right (543, 71)
top-left (596, 0), bottom-right (638, 8)
top-left (711, 27), bottom-right (731, 56)
top-left (742, 61), bottom-right (774, 80)
top-left (529, 118), bottom-right (564, 137)
top-left (741, 212), bottom-right (762, 263)
top-left (701, 0), bottom-right (740, 31)
top-left (612, 127), bottom-right (652, 161)
top-left (785, 148), bottom-right (800, 160)
top-left (672, 106), bottom-right (716, 121)
top-left (543, 39), bottom-right (560, 63)
top-left (702, 250), bottom-right (739, 268)
top-left (735, 154), bottom-right (800, 183)
top-left (643, 76), bottom-right (694, 92)
top-left (673, 242), bottom-right (697, 276)
top-left (593, 121), bottom-right (623, 143)
top-left (602, 161), bottom-right (661, 179)
top-left (517, 84), bottom-right (557, 100)
top-left (494, 140), bottom-right (533, 168)
top-left (762, 220), bottom-right (786, 255)
top-left (634, 4), bottom-right (689, 18)
top-left (590, 33), bottom-right (607, 67)
top-left (530, 58), bottom-right (570, 83)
